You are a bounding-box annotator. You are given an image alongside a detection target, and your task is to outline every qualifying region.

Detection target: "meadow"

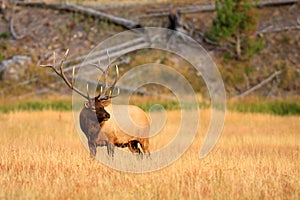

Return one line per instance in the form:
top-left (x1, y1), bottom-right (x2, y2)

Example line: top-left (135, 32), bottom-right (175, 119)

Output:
top-left (0, 0), bottom-right (298, 198)
top-left (0, 109), bottom-right (299, 199)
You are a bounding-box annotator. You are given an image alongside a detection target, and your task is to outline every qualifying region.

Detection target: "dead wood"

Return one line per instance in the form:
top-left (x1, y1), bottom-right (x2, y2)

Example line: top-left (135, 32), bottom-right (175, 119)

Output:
top-left (256, 0), bottom-right (300, 8)
top-left (256, 25), bottom-right (300, 35)
top-left (140, 0), bottom-right (299, 17)
top-left (63, 41), bottom-right (149, 73)
top-left (63, 37), bottom-right (146, 66)
top-left (234, 70), bottom-right (283, 98)
top-left (15, 1), bottom-right (142, 30)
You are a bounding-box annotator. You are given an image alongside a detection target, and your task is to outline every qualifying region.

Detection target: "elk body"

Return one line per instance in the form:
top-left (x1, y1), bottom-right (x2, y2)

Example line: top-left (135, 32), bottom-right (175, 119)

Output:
top-left (41, 49), bottom-right (150, 158)
top-left (99, 104), bottom-right (150, 156)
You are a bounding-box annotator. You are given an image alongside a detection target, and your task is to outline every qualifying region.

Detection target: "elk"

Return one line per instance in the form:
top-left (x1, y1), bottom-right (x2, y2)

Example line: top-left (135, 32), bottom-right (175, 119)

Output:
top-left (40, 49), bottom-right (150, 158)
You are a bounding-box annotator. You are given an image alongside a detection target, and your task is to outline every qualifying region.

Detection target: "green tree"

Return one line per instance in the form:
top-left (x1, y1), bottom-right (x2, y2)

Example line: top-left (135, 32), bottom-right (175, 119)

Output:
top-left (206, 0), bottom-right (264, 60)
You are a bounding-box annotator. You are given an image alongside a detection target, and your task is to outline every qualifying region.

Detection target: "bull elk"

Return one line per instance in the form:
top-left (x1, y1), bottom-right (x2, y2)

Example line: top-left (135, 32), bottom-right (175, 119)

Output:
top-left (40, 49), bottom-right (150, 158)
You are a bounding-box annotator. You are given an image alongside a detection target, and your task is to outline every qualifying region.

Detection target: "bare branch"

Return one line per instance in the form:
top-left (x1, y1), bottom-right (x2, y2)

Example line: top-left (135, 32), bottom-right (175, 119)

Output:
top-left (9, 4), bottom-right (27, 40)
top-left (234, 70), bottom-right (283, 98)
top-left (256, 25), bottom-right (300, 35)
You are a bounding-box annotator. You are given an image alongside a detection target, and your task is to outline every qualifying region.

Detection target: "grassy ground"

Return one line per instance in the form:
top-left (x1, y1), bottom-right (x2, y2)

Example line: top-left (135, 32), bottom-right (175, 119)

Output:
top-left (0, 110), bottom-right (299, 199)
top-left (1, 97), bottom-right (299, 116)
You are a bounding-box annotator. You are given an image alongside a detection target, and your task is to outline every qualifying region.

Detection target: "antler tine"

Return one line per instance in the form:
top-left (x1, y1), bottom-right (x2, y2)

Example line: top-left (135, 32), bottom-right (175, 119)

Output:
top-left (97, 50), bottom-right (112, 99)
top-left (40, 49), bottom-right (90, 100)
top-left (107, 50), bottom-right (111, 66)
top-left (86, 84), bottom-right (90, 100)
top-left (90, 63), bottom-right (105, 73)
top-left (108, 87), bottom-right (120, 99)
top-left (108, 65), bottom-right (119, 98)
top-left (88, 50), bottom-right (120, 100)
top-left (58, 49), bottom-right (72, 88)
top-left (89, 60), bottom-right (105, 98)
top-left (40, 52), bottom-right (60, 75)
top-left (105, 50), bottom-right (117, 95)
top-left (112, 65), bottom-right (119, 89)
top-left (90, 51), bottom-right (111, 97)
top-left (100, 64), bottom-right (120, 100)
top-left (100, 67), bottom-right (109, 99)
top-left (72, 67), bottom-right (75, 86)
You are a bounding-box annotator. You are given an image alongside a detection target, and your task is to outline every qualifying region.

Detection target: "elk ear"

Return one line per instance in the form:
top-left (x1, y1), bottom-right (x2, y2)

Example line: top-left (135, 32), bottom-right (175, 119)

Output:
top-left (101, 99), bottom-right (111, 107)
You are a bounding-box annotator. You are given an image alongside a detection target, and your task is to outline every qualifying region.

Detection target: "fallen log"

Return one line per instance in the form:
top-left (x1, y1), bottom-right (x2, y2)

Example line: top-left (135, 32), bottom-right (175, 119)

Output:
top-left (64, 37), bottom-right (146, 65)
top-left (234, 70), bottom-right (282, 98)
top-left (146, 2), bottom-right (211, 14)
top-left (256, 25), bottom-right (300, 35)
top-left (140, 0), bottom-right (300, 17)
top-left (15, 1), bottom-right (142, 30)
top-left (257, 0), bottom-right (300, 7)
top-left (139, 6), bottom-right (215, 18)
top-left (63, 41), bottom-right (149, 72)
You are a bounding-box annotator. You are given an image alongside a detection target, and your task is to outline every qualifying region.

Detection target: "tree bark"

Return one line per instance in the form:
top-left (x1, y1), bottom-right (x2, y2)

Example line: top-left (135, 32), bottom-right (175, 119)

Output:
top-left (15, 1), bottom-right (142, 30)
top-left (139, 0), bottom-right (299, 17)
top-left (234, 70), bottom-right (283, 98)
top-left (256, 25), bottom-right (300, 35)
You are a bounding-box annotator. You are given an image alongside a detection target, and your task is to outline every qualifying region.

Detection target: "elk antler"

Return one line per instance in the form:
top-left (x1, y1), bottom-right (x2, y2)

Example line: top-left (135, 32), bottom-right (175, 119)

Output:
top-left (40, 49), bottom-right (90, 100)
top-left (92, 50), bottom-right (120, 101)
top-left (102, 64), bottom-right (120, 100)
top-left (41, 49), bottom-right (120, 101)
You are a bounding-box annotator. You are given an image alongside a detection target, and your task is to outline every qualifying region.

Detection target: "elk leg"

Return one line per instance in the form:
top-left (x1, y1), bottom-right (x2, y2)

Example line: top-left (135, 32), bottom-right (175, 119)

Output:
top-left (86, 122), bottom-right (100, 158)
top-left (136, 142), bottom-right (144, 160)
top-left (95, 139), bottom-right (114, 158)
top-left (138, 143), bottom-right (151, 160)
top-left (106, 141), bottom-right (115, 158)
top-left (88, 140), bottom-right (97, 158)
top-left (141, 146), bottom-right (151, 159)
top-left (128, 140), bottom-right (138, 153)
top-left (128, 140), bottom-right (143, 159)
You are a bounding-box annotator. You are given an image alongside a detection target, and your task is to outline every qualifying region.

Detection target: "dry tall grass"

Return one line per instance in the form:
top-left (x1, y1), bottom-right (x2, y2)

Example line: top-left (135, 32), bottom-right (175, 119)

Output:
top-left (0, 110), bottom-right (299, 199)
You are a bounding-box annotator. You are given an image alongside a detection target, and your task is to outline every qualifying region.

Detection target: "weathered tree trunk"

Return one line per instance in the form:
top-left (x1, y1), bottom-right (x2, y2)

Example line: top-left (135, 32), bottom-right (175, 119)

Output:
top-left (15, 1), bottom-right (142, 30)
top-left (234, 70), bottom-right (283, 98)
top-left (140, 0), bottom-right (299, 17)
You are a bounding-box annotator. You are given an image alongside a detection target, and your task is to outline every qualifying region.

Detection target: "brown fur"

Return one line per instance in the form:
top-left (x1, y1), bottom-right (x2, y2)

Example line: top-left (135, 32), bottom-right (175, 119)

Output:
top-left (79, 98), bottom-right (150, 158)
top-left (79, 98), bottom-right (112, 157)
top-left (100, 104), bottom-right (150, 157)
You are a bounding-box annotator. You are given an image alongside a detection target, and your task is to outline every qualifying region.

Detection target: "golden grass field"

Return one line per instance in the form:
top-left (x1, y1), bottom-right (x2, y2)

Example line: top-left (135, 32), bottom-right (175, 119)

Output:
top-left (0, 110), bottom-right (299, 199)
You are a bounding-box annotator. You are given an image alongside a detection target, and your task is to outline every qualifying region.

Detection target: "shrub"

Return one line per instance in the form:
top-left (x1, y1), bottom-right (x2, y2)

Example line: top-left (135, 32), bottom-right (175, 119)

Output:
top-left (206, 0), bottom-right (264, 60)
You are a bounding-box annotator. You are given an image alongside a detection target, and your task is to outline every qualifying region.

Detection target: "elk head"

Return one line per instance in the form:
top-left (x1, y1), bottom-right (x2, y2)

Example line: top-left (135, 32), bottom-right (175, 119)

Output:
top-left (40, 49), bottom-right (119, 157)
